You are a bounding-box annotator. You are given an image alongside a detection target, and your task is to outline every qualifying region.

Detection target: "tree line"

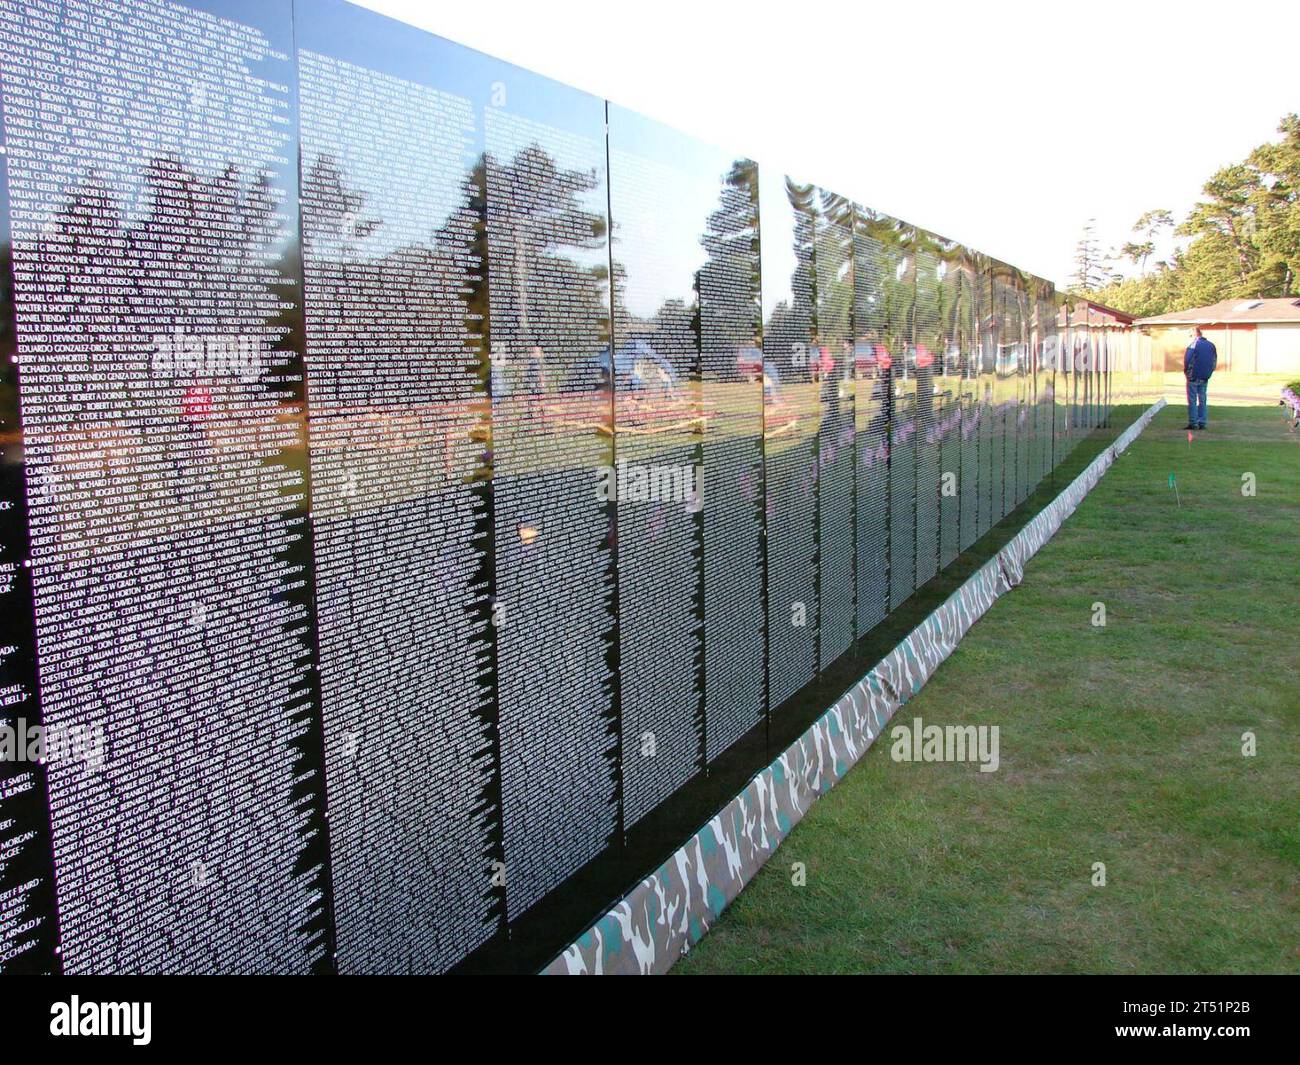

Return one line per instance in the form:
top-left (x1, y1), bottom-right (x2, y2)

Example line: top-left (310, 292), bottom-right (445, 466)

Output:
top-left (1071, 113), bottom-right (1299, 316)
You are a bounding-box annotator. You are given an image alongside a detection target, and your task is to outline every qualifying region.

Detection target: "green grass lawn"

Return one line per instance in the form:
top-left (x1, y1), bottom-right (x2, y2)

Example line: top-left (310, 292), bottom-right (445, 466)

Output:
top-left (676, 402), bottom-right (1300, 975)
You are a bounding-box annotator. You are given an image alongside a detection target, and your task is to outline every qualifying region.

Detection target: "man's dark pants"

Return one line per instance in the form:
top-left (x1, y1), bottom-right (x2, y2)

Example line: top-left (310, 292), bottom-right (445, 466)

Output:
top-left (1186, 378), bottom-right (1208, 429)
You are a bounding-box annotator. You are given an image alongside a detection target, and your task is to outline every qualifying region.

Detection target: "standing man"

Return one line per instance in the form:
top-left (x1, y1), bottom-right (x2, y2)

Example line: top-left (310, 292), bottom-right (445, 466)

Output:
top-left (1184, 327), bottom-right (1217, 430)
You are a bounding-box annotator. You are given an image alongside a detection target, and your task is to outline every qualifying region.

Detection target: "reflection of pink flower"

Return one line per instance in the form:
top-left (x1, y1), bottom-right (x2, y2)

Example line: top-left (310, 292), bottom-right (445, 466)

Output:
top-left (1281, 388), bottom-right (1300, 424)
top-left (739, 469), bottom-right (756, 502)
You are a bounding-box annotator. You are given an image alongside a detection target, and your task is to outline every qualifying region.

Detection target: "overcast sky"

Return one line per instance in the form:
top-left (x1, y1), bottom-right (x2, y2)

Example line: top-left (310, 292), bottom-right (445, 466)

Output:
top-left (352, 0), bottom-right (1298, 289)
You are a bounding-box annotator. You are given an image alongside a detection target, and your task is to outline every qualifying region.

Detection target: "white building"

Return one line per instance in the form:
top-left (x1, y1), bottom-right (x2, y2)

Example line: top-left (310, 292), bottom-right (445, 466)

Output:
top-left (1134, 298), bottom-right (1300, 374)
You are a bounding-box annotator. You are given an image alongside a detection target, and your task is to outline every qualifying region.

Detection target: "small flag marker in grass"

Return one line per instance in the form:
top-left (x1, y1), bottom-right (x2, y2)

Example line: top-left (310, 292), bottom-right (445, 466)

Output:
top-left (1168, 472), bottom-right (1181, 507)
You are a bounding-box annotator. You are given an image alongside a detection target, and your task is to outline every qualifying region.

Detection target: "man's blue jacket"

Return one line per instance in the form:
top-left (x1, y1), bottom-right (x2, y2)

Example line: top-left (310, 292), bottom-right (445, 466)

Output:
top-left (1185, 336), bottom-right (1218, 380)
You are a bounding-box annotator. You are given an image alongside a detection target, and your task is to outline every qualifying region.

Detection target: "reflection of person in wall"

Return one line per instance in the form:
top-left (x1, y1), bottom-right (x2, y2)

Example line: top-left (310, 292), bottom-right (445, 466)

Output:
top-left (915, 343), bottom-right (935, 425)
top-left (820, 343), bottom-right (841, 422)
top-left (631, 350), bottom-right (673, 393)
top-left (176, 381), bottom-right (218, 506)
top-left (853, 335), bottom-right (890, 436)
top-left (735, 341), bottom-right (763, 384)
top-left (839, 339), bottom-right (855, 404)
top-left (1184, 327), bottom-right (1217, 431)
top-left (521, 341), bottom-right (550, 427)
top-left (523, 343), bottom-right (549, 393)
top-left (490, 343), bottom-right (511, 398)
top-left (761, 358), bottom-right (781, 403)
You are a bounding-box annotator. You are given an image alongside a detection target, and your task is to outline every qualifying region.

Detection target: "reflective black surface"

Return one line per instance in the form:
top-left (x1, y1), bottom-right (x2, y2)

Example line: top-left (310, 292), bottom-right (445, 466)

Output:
top-left (0, 0), bottom-right (1112, 974)
top-left (813, 189), bottom-right (855, 670)
top-left (888, 226), bottom-right (917, 609)
top-left (760, 171), bottom-right (818, 708)
top-left (697, 157), bottom-right (764, 763)
top-left (477, 37), bottom-right (615, 926)
top-left (296, 0), bottom-right (507, 973)
top-left (0, 6), bottom-right (55, 972)
top-left (0, 0), bottom-right (330, 974)
top-left (914, 239), bottom-right (941, 588)
top-left (607, 109), bottom-right (769, 809)
top-left (934, 238), bottom-right (962, 570)
top-left (957, 250), bottom-right (982, 553)
top-left (851, 210), bottom-right (891, 635)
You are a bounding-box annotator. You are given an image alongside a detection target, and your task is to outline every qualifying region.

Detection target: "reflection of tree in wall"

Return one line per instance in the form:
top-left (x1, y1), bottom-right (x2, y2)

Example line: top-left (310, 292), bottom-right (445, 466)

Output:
top-left (645, 298), bottom-right (697, 378)
top-left (606, 175), bottom-right (718, 383)
top-left (764, 178), bottom-right (816, 381)
top-left (301, 155), bottom-right (380, 255)
top-left (19, 156), bottom-right (294, 428)
top-left (914, 229), bottom-right (946, 357)
top-left (698, 159), bottom-right (760, 377)
top-left (304, 143), bottom-right (611, 398)
top-left (607, 157), bottom-right (761, 384)
top-left (995, 263), bottom-right (1028, 362)
top-left (8, 158), bottom-right (330, 960)
top-left (852, 209), bottom-right (892, 344)
top-left (485, 142), bottom-right (609, 390)
top-left (300, 152), bottom-right (482, 409)
top-left (937, 238), bottom-right (978, 361)
top-left (815, 190), bottom-right (854, 350)
top-left (936, 240), bottom-right (973, 369)
top-left (854, 211), bottom-right (915, 352)
top-left (871, 215), bottom-right (917, 357)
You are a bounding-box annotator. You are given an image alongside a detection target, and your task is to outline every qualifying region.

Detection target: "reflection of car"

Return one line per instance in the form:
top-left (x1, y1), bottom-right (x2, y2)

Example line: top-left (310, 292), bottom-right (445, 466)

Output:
top-left (735, 348), bottom-right (784, 399)
top-left (854, 342), bottom-right (892, 375)
top-left (735, 345), bottom-right (764, 380)
top-left (860, 343), bottom-right (938, 375)
top-left (595, 338), bottom-right (678, 391)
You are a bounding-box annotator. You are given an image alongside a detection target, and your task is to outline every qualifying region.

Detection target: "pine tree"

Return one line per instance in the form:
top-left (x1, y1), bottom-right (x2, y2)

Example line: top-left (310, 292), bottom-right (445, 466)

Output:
top-left (1069, 219), bottom-right (1110, 292)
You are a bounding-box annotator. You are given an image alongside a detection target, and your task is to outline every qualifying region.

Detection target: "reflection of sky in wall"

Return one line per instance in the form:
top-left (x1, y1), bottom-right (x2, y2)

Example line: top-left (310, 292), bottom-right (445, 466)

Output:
top-left (298, 0), bottom-right (603, 130)
top-left (558, 179), bottom-right (610, 281)
top-left (298, 50), bottom-right (473, 261)
top-left (482, 109), bottom-right (609, 279)
top-left (17, 0), bottom-right (1067, 322)
top-left (607, 105), bottom-right (735, 321)
top-left (297, 0), bottom-right (607, 261)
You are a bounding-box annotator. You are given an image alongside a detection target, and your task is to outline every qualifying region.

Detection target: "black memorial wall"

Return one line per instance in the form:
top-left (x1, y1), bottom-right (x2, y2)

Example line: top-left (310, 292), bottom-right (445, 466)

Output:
top-left (0, 0), bottom-right (1110, 973)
